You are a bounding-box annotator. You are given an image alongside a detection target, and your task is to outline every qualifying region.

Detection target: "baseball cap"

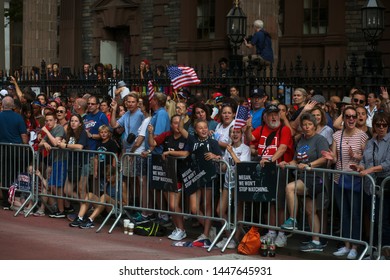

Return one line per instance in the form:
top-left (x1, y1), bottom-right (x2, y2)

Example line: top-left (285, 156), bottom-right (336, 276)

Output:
top-left (0, 89), bottom-right (8, 97)
top-left (311, 94), bottom-right (326, 104)
top-left (178, 89), bottom-right (190, 99)
top-left (250, 88), bottom-right (265, 98)
top-left (212, 92), bottom-right (223, 99)
top-left (264, 104), bottom-right (280, 114)
top-left (339, 96), bottom-right (351, 105)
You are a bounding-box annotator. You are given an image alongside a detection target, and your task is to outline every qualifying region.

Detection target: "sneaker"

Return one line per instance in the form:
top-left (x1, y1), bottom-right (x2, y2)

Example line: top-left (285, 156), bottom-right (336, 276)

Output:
top-left (300, 241), bottom-right (323, 252)
top-left (209, 227), bottom-right (217, 242)
top-left (64, 205), bottom-right (75, 214)
top-left (347, 249), bottom-right (358, 260)
top-left (23, 208), bottom-right (33, 216)
top-left (275, 234), bottom-right (287, 247)
top-left (195, 233), bottom-right (208, 241)
top-left (281, 218), bottom-right (297, 230)
top-left (333, 246), bottom-right (350, 257)
top-left (33, 210), bottom-right (45, 217)
top-left (168, 228), bottom-right (187, 241)
top-left (79, 219), bottom-right (95, 229)
top-left (216, 238), bottom-right (237, 249)
top-left (69, 217), bottom-right (84, 227)
top-left (49, 211), bottom-right (66, 218)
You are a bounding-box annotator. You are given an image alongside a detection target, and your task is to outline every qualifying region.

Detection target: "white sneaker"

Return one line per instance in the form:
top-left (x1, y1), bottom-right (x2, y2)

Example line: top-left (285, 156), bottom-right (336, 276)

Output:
top-left (195, 233), bottom-right (208, 241)
top-left (263, 231), bottom-right (277, 240)
top-left (216, 238), bottom-right (228, 249)
top-left (209, 227), bottom-right (217, 242)
top-left (347, 249), bottom-right (357, 260)
top-left (168, 228), bottom-right (178, 239)
top-left (169, 228), bottom-right (187, 241)
top-left (226, 239), bottom-right (237, 249)
top-left (333, 246), bottom-right (350, 256)
top-left (275, 234), bottom-right (287, 247)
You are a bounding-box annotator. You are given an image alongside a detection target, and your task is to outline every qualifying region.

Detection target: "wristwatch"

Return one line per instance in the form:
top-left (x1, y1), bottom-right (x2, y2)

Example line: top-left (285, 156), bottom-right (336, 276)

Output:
top-left (307, 162), bottom-right (312, 167)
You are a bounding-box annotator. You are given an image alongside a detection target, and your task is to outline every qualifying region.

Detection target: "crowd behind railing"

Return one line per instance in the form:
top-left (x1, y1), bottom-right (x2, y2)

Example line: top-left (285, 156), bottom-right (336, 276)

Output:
top-left (0, 61), bottom-right (390, 259)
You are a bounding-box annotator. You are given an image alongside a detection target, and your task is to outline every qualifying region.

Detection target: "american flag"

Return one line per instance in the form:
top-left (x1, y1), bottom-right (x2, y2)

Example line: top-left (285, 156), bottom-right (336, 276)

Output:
top-left (167, 65), bottom-right (201, 90)
top-left (234, 105), bottom-right (250, 129)
top-left (148, 80), bottom-right (155, 102)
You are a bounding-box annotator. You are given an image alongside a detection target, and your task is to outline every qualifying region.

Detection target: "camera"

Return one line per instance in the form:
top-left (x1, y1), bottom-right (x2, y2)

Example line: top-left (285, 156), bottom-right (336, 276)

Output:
top-left (126, 133), bottom-right (136, 144)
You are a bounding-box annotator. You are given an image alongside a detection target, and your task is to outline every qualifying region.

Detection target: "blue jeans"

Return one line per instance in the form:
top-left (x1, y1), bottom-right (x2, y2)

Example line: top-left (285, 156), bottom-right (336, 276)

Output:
top-left (334, 184), bottom-right (362, 240)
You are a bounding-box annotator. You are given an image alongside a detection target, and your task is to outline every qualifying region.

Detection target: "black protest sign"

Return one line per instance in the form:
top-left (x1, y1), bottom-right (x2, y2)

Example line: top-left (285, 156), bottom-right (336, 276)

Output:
top-left (179, 151), bottom-right (217, 195)
top-left (150, 154), bottom-right (177, 192)
top-left (236, 162), bottom-right (277, 202)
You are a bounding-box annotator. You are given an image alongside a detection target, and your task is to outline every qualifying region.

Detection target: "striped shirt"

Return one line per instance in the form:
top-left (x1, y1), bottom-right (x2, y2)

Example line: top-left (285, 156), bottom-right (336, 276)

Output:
top-left (333, 129), bottom-right (368, 181)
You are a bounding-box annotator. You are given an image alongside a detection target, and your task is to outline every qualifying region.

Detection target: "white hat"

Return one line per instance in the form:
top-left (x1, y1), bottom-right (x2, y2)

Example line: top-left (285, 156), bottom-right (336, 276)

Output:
top-left (0, 89), bottom-right (8, 97)
top-left (117, 81), bottom-right (126, 88)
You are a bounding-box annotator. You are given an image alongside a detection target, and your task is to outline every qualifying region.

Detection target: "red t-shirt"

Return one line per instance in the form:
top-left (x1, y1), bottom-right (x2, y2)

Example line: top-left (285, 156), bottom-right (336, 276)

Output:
top-left (251, 124), bottom-right (294, 163)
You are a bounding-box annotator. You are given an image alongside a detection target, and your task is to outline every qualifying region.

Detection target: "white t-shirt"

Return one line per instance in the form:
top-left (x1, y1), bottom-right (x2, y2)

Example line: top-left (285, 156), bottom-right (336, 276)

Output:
top-left (120, 87), bottom-right (130, 99)
top-left (214, 120), bottom-right (235, 154)
top-left (134, 116), bottom-right (151, 154)
top-left (223, 143), bottom-right (251, 189)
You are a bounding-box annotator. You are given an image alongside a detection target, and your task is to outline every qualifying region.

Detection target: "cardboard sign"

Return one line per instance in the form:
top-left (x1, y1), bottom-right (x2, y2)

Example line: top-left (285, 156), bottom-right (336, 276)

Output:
top-left (150, 154), bottom-right (177, 192)
top-left (236, 162), bottom-right (277, 202)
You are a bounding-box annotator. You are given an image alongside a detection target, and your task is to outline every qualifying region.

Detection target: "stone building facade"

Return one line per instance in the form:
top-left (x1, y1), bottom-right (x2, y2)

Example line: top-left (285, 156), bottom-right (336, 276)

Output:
top-left (17, 0), bottom-right (390, 75)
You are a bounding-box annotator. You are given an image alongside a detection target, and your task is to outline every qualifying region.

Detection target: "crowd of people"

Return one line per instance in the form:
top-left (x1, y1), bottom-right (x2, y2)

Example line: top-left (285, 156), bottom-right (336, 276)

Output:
top-left (0, 63), bottom-right (389, 259)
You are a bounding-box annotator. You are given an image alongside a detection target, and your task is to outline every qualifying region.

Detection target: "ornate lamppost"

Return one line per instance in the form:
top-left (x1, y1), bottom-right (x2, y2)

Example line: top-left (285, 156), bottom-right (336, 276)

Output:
top-left (361, 0), bottom-right (385, 75)
top-left (226, 0), bottom-right (247, 72)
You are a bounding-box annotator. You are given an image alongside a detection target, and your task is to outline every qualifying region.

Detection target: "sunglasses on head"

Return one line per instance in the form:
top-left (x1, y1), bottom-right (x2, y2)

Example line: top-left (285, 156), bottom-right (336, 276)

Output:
top-left (375, 123), bottom-right (388, 128)
top-left (353, 98), bottom-right (365, 104)
top-left (344, 114), bottom-right (357, 119)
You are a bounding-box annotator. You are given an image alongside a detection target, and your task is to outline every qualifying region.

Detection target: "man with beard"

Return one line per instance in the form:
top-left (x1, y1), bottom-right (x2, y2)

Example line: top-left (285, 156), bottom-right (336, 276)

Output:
top-left (245, 104), bottom-right (294, 248)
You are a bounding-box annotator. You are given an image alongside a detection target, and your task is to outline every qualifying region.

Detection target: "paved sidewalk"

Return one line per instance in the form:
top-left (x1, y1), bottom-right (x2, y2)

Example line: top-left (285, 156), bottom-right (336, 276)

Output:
top-left (0, 209), bottom-right (337, 260)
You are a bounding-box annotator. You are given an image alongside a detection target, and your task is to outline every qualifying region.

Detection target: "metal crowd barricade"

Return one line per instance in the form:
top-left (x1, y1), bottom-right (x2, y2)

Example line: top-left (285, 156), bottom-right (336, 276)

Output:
top-left (34, 147), bottom-right (120, 232)
top-left (231, 162), bottom-right (377, 259)
top-left (376, 176), bottom-right (390, 260)
top-left (118, 152), bottom-right (232, 250)
top-left (0, 143), bottom-right (35, 217)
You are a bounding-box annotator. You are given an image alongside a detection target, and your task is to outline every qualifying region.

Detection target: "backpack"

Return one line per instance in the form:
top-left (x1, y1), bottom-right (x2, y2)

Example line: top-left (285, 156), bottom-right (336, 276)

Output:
top-left (237, 226), bottom-right (261, 255)
top-left (134, 220), bottom-right (166, 237)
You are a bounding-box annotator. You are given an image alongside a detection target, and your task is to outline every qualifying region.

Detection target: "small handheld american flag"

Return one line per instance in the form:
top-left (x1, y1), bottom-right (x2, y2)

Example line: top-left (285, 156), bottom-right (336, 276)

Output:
top-left (148, 80), bottom-right (155, 102)
top-left (234, 105), bottom-right (250, 129)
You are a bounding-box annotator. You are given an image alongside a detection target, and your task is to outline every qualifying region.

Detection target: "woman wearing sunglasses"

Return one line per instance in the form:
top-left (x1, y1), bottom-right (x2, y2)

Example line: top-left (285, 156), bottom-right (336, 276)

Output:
top-left (322, 106), bottom-right (369, 259)
top-left (350, 112), bottom-right (390, 257)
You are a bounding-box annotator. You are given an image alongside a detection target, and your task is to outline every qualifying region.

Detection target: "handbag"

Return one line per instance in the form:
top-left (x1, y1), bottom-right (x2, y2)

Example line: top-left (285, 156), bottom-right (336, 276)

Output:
top-left (237, 226), bottom-right (261, 255)
top-left (338, 130), bottom-right (362, 192)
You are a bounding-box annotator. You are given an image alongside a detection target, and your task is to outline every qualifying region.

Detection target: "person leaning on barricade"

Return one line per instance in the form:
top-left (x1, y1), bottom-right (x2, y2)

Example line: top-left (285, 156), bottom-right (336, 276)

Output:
top-left (245, 104), bottom-right (294, 248)
top-left (350, 111), bottom-right (390, 257)
top-left (148, 114), bottom-right (190, 241)
top-left (215, 126), bottom-right (251, 249)
top-left (38, 111), bottom-right (67, 218)
top-left (55, 114), bottom-right (89, 218)
top-left (322, 106), bottom-right (368, 259)
top-left (279, 113), bottom-right (329, 253)
top-left (179, 118), bottom-right (223, 243)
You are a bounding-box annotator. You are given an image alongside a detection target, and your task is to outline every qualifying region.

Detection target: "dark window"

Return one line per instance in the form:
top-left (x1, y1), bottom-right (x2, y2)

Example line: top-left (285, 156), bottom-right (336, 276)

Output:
top-left (197, 0), bottom-right (215, 39)
top-left (303, 0), bottom-right (328, 35)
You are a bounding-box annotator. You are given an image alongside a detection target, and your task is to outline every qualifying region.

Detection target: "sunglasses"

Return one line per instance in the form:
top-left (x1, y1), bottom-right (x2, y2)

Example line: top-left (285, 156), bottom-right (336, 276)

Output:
top-left (56, 110), bottom-right (65, 113)
top-left (353, 98), bottom-right (365, 104)
top-left (87, 103), bottom-right (96, 105)
top-left (344, 114), bottom-right (357, 119)
top-left (375, 123), bottom-right (388, 128)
